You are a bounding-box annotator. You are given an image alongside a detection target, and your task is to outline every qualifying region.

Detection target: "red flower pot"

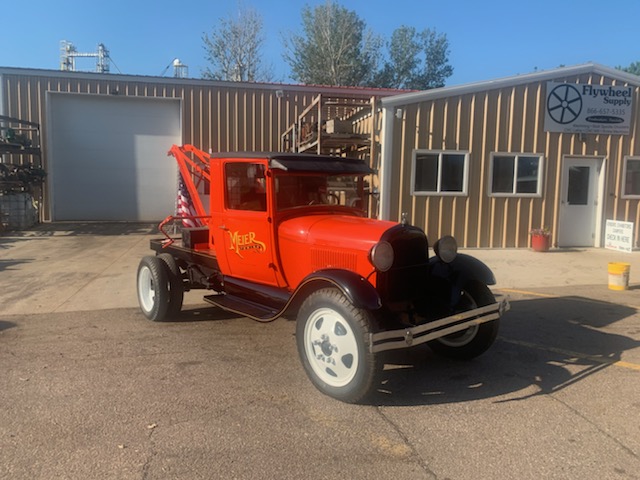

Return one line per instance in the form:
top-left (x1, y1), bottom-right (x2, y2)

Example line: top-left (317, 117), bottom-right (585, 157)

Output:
top-left (531, 234), bottom-right (550, 252)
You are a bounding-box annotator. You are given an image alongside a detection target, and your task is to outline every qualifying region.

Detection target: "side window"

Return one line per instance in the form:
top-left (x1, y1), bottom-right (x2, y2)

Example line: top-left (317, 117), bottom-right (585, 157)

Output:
top-left (225, 163), bottom-right (266, 211)
top-left (411, 150), bottom-right (469, 196)
top-left (622, 157), bottom-right (640, 198)
top-left (490, 153), bottom-right (543, 196)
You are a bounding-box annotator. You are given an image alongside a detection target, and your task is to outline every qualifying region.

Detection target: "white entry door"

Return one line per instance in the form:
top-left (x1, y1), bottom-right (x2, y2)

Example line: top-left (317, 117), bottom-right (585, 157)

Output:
top-left (558, 157), bottom-right (605, 247)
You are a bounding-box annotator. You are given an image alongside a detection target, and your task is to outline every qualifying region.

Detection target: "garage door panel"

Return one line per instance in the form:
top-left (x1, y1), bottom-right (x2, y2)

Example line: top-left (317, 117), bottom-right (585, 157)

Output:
top-left (48, 93), bottom-right (181, 221)
top-left (54, 161), bottom-right (138, 221)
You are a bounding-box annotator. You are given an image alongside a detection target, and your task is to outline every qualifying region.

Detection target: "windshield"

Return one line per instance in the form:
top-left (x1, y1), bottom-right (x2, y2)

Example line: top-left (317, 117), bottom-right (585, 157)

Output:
top-left (275, 173), bottom-right (367, 211)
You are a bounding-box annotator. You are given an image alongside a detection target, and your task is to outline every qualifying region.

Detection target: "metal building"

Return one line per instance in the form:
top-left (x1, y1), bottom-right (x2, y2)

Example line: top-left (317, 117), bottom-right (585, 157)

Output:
top-left (379, 63), bottom-right (640, 249)
top-left (3, 63), bottom-right (639, 249)
top-left (0, 67), bottom-right (392, 222)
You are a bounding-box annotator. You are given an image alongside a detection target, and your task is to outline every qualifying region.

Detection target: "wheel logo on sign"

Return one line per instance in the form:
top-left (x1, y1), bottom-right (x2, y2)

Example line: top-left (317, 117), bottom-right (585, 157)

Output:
top-left (547, 84), bottom-right (582, 124)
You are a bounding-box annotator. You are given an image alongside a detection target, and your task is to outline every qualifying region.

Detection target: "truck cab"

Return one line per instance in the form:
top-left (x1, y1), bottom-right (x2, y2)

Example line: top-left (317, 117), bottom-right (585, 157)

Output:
top-left (209, 153), bottom-right (390, 289)
top-left (136, 145), bottom-right (509, 403)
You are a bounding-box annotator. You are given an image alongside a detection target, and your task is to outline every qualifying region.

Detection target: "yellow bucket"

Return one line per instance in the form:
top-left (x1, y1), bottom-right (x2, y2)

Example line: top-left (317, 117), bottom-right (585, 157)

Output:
top-left (608, 262), bottom-right (631, 291)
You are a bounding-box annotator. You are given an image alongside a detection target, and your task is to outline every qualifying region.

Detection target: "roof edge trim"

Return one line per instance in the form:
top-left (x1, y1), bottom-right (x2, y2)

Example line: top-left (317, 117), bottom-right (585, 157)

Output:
top-left (0, 66), bottom-right (405, 98)
top-left (381, 62), bottom-right (640, 107)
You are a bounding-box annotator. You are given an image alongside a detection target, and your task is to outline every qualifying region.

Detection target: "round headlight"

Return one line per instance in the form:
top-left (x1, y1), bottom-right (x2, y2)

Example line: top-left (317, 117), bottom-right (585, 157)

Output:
top-left (434, 235), bottom-right (458, 263)
top-left (370, 241), bottom-right (394, 272)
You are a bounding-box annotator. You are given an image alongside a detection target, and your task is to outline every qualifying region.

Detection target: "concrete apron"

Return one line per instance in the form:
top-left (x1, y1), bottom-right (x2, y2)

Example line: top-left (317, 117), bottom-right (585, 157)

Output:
top-left (0, 223), bottom-right (165, 316)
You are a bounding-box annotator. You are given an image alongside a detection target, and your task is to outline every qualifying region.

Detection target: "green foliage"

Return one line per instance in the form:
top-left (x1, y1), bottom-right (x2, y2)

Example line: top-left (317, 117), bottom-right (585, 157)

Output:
top-left (617, 61), bottom-right (640, 76)
top-left (202, 6), bottom-right (273, 82)
top-left (283, 2), bottom-right (452, 89)
top-left (530, 226), bottom-right (550, 237)
top-left (206, 1), bottom-right (454, 89)
top-left (283, 2), bottom-right (382, 86)
top-left (418, 29), bottom-right (454, 89)
top-left (374, 26), bottom-right (453, 89)
top-left (372, 26), bottom-right (420, 89)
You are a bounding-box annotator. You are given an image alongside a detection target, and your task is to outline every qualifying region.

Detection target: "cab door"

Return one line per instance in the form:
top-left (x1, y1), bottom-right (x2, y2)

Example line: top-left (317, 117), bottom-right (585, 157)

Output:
top-left (213, 160), bottom-right (279, 285)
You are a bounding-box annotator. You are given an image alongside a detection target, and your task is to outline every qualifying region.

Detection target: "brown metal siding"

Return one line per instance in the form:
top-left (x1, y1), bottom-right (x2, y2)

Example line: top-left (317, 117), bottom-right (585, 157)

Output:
top-left (1, 69), bottom-right (395, 221)
top-left (389, 73), bottom-right (640, 248)
top-left (1, 71), bottom-right (384, 153)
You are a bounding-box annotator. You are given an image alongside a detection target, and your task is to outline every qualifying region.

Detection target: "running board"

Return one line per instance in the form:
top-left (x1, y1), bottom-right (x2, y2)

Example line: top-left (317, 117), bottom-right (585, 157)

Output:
top-left (203, 294), bottom-right (279, 322)
top-left (369, 297), bottom-right (510, 353)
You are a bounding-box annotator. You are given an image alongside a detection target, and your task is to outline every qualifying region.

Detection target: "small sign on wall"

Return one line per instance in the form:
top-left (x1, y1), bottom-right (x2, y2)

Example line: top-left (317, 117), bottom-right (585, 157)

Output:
top-left (605, 220), bottom-right (634, 252)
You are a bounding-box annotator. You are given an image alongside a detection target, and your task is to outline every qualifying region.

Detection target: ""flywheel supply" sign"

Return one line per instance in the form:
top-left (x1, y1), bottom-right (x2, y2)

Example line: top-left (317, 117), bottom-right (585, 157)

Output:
top-left (544, 82), bottom-right (634, 135)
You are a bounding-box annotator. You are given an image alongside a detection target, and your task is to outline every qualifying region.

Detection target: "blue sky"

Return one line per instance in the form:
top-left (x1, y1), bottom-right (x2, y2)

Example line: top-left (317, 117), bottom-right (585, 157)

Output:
top-left (2, 0), bottom-right (639, 86)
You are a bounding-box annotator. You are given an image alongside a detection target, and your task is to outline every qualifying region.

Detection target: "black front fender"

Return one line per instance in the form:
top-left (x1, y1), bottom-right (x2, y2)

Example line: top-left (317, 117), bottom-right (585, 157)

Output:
top-left (291, 269), bottom-right (382, 311)
top-left (429, 253), bottom-right (496, 286)
top-left (428, 254), bottom-right (496, 310)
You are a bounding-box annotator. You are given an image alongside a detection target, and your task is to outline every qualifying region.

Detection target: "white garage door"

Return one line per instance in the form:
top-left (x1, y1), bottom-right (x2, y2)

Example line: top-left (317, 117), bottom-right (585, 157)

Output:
top-left (47, 93), bottom-right (182, 221)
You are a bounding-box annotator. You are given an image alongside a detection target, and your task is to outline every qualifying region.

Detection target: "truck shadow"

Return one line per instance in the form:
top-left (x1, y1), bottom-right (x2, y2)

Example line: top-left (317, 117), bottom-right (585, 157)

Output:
top-left (0, 320), bottom-right (16, 331)
top-left (163, 306), bottom-right (245, 323)
top-left (369, 295), bottom-right (639, 406)
top-left (0, 258), bottom-right (33, 272)
top-left (1, 222), bottom-right (159, 250)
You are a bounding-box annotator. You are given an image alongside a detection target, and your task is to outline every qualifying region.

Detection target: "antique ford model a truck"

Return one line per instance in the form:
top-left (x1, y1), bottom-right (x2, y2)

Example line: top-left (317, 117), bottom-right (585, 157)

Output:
top-left (136, 145), bottom-right (509, 403)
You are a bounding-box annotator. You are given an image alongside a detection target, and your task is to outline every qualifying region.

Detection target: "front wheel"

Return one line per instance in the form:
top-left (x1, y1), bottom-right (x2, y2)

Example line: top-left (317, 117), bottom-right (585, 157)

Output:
top-left (428, 281), bottom-right (499, 360)
top-left (296, 288), bottom-right (378, 403)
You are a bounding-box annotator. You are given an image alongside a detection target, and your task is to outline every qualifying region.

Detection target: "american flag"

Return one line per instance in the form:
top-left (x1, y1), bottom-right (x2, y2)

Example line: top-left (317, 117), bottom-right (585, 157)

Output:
top-left (177, 175), bottom-right (200, 227)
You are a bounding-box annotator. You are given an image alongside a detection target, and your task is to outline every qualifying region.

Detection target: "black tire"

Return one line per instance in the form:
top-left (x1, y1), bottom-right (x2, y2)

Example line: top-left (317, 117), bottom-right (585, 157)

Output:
top-left (428, 281), bottom-right (499, 360)
top-left (157, 253), bottom-right (184, 317)
top-left (136, 256), bottom-right (170, 322)
top-left (296, 288), bottom-right (378, 403)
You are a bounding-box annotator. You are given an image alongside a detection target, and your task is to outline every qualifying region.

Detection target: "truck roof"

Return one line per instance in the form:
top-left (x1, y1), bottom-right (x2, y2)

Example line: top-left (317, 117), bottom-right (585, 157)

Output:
top-left (212, 152), bottom-right (374, 175)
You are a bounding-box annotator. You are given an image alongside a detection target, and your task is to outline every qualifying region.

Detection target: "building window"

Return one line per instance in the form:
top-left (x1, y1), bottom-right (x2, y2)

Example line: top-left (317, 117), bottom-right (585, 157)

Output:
top-left (623, 157), bottom-right (640, 198)
top-left (411, 150), bottom-right (469, 196)
top-left (490, 153), bottom-right (543, 196)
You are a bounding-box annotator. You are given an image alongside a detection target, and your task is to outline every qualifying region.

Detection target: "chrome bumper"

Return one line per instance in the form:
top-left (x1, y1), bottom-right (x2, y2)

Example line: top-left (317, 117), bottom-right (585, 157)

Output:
top-left (370, 296), bottom-right (510, 353)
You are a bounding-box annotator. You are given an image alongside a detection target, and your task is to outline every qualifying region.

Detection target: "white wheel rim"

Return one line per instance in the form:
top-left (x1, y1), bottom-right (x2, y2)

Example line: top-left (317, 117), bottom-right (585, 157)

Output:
top-left (303, 307), bottom-right (359, 388)
top-left (437, 324), bottom-right (479, 347)
top-left (437, 290), bottom-right (479, 347)
top-left (137, 265), bottom-right (156, 313)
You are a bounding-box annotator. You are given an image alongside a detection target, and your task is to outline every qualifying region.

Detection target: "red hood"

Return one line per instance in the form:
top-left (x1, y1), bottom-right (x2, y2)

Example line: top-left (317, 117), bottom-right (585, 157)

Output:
top-left (279, 214), bottom-right (397, 250)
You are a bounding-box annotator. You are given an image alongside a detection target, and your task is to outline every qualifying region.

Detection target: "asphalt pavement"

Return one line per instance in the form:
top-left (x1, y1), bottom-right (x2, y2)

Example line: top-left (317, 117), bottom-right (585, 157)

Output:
top-left (1, 222), bottom-right (639, 479)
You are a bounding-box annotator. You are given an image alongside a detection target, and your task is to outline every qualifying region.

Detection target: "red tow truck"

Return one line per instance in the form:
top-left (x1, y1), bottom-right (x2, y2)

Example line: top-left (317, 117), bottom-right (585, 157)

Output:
top-left (136, 145), bottom-right (509, 403)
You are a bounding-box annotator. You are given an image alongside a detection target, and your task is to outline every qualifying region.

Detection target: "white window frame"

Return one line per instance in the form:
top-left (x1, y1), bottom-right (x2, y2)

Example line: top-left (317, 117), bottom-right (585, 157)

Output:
top-left (411, 149), bottom-right (469, 196)
top-left (489, 152), bottom-right (544, 197)
top-left (622, 156), bottom-right (640, 199)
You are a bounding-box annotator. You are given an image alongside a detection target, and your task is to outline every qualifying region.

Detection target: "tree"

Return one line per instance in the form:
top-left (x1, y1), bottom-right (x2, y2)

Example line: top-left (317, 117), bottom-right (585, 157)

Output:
top-left (418, 29), bottom-right (453, 89)
top-left (283, 1), bottom-right (381, 86)
top-left (373, 26), bottom-right (420, 89)
top-left (618, 62), bottom-right (640, 76)
top-left (373, 26), bottom-right (453, 90)
top-left (202, 7), bottom-right (272, 82)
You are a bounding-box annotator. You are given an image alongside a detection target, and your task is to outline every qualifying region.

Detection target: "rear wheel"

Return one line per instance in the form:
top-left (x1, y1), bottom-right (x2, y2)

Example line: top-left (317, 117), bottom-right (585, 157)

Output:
top-left (157, 253), bottom-right (184, 317)
top-left (428, 281), bottom-right (499, 360)
top-left (136, 256), bottom-right (169, 322)
top-left (296, 288), bottom-right (378, 403)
